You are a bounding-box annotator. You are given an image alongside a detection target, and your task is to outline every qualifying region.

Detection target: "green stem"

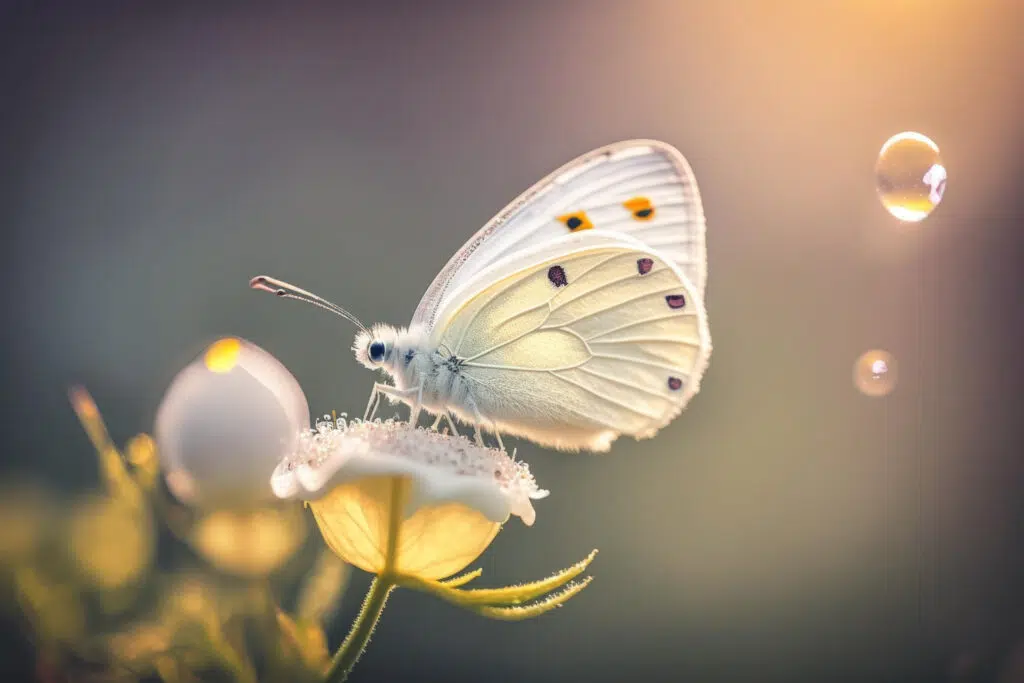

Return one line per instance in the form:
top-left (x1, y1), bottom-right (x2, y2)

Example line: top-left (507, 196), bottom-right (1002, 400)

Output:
top-left (323, 577), bottom-right (395, 683)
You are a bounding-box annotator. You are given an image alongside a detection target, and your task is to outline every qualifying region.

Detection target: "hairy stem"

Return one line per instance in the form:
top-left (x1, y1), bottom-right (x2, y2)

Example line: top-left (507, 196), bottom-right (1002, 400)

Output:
top-left (322, 577), bottom-right (395, 683)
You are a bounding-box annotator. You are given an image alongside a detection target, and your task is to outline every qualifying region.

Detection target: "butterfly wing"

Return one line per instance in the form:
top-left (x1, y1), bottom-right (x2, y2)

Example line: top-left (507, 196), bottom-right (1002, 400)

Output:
top-left (412, 139), bottom-right (707, 332)
top-left (432, 230), bottom-right (711, 453)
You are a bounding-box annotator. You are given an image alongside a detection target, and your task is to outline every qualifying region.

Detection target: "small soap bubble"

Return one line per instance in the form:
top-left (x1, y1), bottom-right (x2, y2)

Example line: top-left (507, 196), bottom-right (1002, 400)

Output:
top-left (875, 131), bottom-right (946, 222)
top-left (853, 349), bottom-right (898, 397)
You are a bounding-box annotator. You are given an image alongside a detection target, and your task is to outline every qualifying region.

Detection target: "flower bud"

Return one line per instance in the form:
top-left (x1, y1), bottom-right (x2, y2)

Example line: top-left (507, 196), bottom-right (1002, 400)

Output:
top-left (154, 337), bottom-right (309, 508)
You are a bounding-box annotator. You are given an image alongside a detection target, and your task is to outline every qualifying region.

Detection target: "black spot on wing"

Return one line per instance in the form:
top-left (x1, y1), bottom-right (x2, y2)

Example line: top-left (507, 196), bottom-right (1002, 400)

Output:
top-left (665, 294), bottom-right (686, 309)
top-left (548, 265), bottom-right (568, 287)
top-left (637, 257), bottom-right (653, 275)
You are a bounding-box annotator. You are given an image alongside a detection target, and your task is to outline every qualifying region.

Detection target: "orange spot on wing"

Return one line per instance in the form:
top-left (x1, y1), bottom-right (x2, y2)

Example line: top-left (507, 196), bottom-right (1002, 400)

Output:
top-left (556, 211), bottom-right (594, 232)
top-left (623, 197), bottom-right (655, 221)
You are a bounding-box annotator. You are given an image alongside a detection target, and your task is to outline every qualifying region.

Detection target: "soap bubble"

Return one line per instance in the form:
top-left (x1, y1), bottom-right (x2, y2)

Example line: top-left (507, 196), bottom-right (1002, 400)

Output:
top-left (853, 349), bottom-right (898, 397)
top-left (154, 337), bottom-right (310, 509)
top-left (875, 131), bottom-right (946, 222)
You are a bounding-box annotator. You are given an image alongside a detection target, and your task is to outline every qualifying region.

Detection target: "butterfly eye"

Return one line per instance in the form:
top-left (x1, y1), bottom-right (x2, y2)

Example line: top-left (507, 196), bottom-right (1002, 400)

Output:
top-left (368, 341), bottom-right (386, 363)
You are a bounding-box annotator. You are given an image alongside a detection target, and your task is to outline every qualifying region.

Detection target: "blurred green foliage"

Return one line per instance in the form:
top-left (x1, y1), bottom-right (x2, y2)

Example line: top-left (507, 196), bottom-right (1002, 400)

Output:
top-left (0, 388), bottom-right (350, 683)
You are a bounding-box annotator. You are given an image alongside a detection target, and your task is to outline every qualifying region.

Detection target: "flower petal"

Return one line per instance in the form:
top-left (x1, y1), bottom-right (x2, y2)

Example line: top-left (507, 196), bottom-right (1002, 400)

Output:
top-left (273, 419), bottom-right (545, 527)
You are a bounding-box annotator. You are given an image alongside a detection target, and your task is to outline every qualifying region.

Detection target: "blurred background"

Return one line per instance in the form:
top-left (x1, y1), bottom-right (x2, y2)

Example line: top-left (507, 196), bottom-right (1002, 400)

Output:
top-left (2, 1), bottom-right (1023, 681)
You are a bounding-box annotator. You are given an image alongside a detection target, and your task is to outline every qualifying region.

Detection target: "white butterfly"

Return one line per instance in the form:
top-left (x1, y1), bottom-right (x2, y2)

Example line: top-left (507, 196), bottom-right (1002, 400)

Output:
top-left (252, 139), bottom-right (711, 453)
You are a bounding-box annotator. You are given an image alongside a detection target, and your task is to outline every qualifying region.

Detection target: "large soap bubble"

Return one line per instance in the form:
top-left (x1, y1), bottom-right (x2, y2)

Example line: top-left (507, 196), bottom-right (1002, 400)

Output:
top-left (875, 131), bottom-right (947, 223)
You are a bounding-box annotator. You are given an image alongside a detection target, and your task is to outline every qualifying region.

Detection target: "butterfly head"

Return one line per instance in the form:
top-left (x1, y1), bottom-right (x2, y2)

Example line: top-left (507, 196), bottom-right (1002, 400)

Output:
top-left (353, 324), bottom-right (400, 371)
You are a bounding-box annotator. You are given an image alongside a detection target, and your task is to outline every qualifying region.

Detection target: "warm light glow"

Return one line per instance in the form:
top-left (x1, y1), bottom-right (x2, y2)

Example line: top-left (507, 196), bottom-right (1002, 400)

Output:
top-left (204, 337), bottom-right (242, 373)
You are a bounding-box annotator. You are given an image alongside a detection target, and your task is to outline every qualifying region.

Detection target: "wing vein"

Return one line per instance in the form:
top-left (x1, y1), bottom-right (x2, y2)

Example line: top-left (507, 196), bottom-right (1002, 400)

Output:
top-left (590, 352), bottom-right (684, 373)
top-left (461, 304), bottom-right (552, 363)
top-left (590, 335), bottom-right (703, 348)
top-left (547, 285), bottom-right (686, 328)
top-left (547, 371), bottom-right (661, 420)
top-left (547, 167), bottom-right (678, 215)
top-left (576, 366), bottom-right (671, 402)
top-left (549, 261), bottom-right (657, 312)
top-left (449, 251), bottom-right (621, 358)
top-left (462, 359), bottom-right (589, 372)
top-left (452, 284), bottom-right (506, 356)
top-left (584, 312), bottom-right (688, 342)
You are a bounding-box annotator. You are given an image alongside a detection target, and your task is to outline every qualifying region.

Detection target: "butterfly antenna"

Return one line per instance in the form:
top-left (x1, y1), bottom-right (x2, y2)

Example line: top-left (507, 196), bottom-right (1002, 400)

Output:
top-left (249, 275), bottom-right (369, 333)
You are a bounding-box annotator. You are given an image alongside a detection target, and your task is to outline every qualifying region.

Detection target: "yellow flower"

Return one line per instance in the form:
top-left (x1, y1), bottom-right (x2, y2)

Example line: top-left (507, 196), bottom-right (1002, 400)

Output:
top-left (272, 417), bottom-right (547, 581)
top-left (272, 417), bottom-right (597, 683)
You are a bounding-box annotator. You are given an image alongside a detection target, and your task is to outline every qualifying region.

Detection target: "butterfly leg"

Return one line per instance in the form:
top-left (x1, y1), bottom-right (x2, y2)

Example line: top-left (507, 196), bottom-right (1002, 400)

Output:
top-left (444, 413), bottom-right (460, 436)
top-left (365, 383), bottom-right (420, 421)
top-left (464, 398), bottom-right (487, 447)
top-left (431, 412), bottom-right (459, 436)
top-left (363, 384), bottom-right (394, 421)
top-left (364, 386), bottom-right (381, 421)
top-left (407, 383), bottom-right (425, 426)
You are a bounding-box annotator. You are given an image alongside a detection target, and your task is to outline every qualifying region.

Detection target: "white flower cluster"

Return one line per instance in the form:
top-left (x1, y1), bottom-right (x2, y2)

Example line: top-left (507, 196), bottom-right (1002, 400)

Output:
top-left (273, 416), bottom-right (549, 526)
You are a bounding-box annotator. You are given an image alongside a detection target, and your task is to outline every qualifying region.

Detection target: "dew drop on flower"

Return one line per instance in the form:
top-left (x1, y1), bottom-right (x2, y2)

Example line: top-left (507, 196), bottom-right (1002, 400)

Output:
top-left (875, 131), bottom-right (946, 222)
top-left (853, 349), bottom-right (898, 397)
